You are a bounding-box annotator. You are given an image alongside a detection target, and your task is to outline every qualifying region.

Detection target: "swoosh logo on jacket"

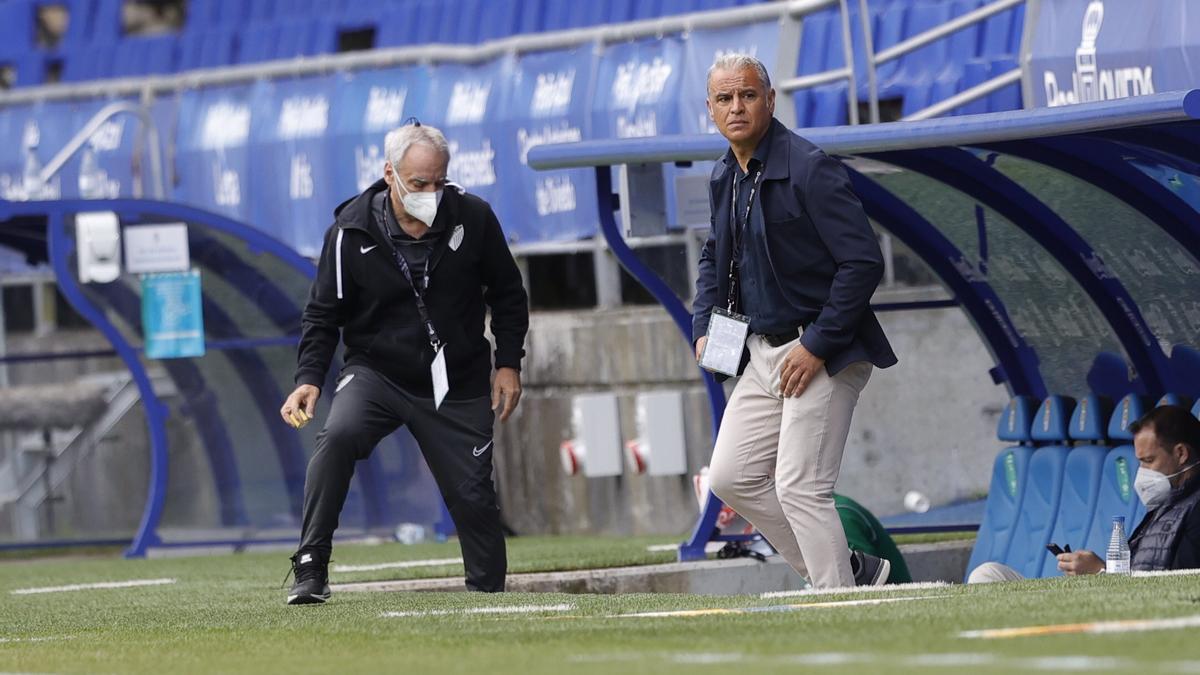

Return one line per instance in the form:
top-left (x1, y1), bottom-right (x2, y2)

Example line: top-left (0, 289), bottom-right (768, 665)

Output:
top-left (361, 245), bottom-right (378, 254)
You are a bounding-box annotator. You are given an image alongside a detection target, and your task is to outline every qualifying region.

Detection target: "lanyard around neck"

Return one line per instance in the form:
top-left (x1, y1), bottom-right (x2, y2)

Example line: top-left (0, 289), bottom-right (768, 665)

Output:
top-left (726, 167), bottom-right (763, 312)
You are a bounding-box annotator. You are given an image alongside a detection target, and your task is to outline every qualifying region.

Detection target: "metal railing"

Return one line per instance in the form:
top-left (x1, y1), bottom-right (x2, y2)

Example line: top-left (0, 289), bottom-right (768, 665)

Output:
top-left (34, 100), bottom-right (166, 200)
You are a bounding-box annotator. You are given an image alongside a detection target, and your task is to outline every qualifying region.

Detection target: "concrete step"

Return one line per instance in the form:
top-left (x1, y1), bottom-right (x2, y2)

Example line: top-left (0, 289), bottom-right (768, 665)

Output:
top-left (333, 539), bottom-right (974, 595)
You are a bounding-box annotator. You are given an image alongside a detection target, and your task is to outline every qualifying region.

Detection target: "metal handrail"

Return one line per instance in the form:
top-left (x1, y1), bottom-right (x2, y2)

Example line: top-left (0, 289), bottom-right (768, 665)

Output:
top-left (865, 0), bottom-right (1026, 123)
top-left (903, 68), bottom-right (1022, 121)
top-left (35, 101), bottom-right (165, 200)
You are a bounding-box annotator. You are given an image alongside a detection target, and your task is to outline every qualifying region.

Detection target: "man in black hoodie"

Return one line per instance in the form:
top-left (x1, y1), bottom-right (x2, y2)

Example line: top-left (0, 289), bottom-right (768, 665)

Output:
top-left (279, 122), bottom-right (528, 604)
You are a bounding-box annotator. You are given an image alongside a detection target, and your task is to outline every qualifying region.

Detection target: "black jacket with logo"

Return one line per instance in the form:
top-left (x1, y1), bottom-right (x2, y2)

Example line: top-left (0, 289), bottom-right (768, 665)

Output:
top-left (294, 179), bottom-right (529, 400)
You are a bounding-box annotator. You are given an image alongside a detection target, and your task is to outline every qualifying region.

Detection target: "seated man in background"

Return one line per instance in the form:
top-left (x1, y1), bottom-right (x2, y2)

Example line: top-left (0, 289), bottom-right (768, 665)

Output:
top-left (970, 405), bottom-right (1200, 582)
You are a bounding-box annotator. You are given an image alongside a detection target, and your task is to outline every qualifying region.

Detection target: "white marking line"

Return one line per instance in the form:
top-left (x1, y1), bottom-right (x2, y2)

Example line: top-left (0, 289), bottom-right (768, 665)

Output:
top-left (572, 651), bottom-right (1200, 672)
top-left (615, 594), bottom-right (945, 618)
top-left (381, 603), bottom-right (574, 619)
top-left (761, 580), bottom-right (950, 599)
top-left (1133, 568), bottom-right (1200, 578)
top-left (332, 557), bottom-right (463, 573)
top-left (645, 542), bottom-right (725, 553)
top-left (10, 578), bottom-right (176, 596)
top-left (960, 613), bottom-right (1200, 639)
top-left (0, 636), bottom-right (74, 644)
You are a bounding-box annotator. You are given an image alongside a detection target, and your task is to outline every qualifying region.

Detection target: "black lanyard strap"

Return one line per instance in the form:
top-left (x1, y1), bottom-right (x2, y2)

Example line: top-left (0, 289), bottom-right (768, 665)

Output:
top-left (389, 246), bottom-right (442, 351)
top-left (726, 168), bottom-right (763, 312)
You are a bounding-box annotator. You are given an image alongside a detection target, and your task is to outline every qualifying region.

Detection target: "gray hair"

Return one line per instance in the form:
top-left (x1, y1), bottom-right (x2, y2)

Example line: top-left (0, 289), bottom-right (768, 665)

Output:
top-left (384, 123), bottom-right (450, 168)
top-left (706, 53), bottom-right (772, 92)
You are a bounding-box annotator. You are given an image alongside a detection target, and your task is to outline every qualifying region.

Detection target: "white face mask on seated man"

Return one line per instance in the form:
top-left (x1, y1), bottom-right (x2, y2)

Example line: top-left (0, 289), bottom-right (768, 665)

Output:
top-left (1135, 461), bottom-right (1200, 510)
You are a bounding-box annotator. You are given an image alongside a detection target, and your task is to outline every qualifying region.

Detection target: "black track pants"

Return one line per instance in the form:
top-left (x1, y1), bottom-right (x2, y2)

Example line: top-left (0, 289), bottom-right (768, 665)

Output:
top-left (297, 365), bottom-right (506, 592)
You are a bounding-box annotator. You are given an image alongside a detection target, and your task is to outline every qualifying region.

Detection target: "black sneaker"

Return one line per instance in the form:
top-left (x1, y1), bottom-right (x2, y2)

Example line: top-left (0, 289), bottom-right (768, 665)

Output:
top-left (287, 551), bottom-right (331, 605)
top-left (850, 550), bottom-right (891, 586)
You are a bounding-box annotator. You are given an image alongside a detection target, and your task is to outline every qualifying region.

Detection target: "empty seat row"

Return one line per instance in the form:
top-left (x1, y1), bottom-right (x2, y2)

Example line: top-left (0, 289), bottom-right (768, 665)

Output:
top-left (966, 393), bottom-right (1200, 581)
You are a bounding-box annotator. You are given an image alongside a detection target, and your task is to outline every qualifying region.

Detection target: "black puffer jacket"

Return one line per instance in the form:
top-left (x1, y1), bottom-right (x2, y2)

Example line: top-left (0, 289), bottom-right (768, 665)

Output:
top-left (1130, 472), bottom-right (1200, 571)
top-left (294, 179), bottom-right (528, 400)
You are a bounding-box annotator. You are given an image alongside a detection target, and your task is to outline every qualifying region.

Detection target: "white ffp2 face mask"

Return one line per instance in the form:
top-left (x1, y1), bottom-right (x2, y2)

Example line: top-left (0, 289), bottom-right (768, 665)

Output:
top-left (1134, 461), bottom-right (1199, 510)
top-left (394, 175), bottom-right (443, 228)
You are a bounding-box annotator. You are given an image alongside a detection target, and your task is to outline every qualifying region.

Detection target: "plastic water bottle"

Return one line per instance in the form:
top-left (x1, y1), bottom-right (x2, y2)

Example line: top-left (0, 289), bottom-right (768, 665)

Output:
top-left (1106, 516), bottom-right (1131, 576)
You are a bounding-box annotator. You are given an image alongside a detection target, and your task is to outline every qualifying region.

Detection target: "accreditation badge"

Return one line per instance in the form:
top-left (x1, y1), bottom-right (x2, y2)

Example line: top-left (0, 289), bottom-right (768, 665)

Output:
top-left (432, 345), bottom-right (449, 410)
top-left (699, 307), bottom-right (750, 377)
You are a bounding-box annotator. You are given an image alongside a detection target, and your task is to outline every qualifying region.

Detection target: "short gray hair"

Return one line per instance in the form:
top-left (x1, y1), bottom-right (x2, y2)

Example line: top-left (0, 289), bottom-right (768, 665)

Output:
top-left (384, 123), bottom-right (450, 168)
top-left (706, 53), bottom-right (772, 92)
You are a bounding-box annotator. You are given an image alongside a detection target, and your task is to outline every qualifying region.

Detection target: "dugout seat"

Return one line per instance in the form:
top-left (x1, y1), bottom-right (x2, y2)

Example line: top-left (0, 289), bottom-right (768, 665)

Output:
top-left (1039, 394), bottom-right (1111, 577)
top-left (1082, 394), bottom-right (1150, 553)
top-left (1004, 396), bottom-right (1073, 577)
top-left (964, 395), bottom-right (1035, 581)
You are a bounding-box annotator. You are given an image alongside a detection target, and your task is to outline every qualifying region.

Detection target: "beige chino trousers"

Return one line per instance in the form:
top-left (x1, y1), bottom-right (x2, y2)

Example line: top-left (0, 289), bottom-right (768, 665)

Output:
top-left (708, 332), bottom-right (873, 588)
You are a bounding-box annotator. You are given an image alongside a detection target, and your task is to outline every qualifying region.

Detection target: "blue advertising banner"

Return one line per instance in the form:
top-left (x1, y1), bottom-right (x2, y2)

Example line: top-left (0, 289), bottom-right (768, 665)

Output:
top-left (142, 269), bottom-right (206, 359)
top-left (174, 84), bottom-right (256, 224)
top-left (424, 59), bottom-right (514, 230)
top-left (0, 103), bottom-right (44, 201)
top-left (1028, 0), bottom-right (1198, 108)
top-left (499, 47), bottom-right (599, 243)
top-left (246, 75), bottom-right (340, 257)
top-left (329, 65), bottom-right (432, 203)
top-left (591, 38), bottom-right (685, 140)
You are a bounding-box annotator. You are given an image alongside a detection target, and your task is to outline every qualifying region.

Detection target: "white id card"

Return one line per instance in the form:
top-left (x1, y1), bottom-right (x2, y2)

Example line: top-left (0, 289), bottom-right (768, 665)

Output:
top-left (431, 345), bottom-right (449, 410)
top-left (699, 308), bottom-right (750, 377)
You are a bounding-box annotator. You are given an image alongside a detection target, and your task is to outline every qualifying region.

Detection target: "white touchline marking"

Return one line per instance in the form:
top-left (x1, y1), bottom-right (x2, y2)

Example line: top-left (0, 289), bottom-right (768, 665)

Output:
top-left (572, 651), bottom-right (1159, 672)
top-left (614, 595), bottom-right (946, 618)
top-left (761, 580), bottom-right (950, 598)
top-left (0, 635), bottom-right (74, 643)
top-left (10, 578), bottom-right (176, 595)
top-left (959, 614), bottom-right (1200, 639)
top-left (1133, 568), bottom-right (1200, 578)
top-left (380, 603), bottom-right (574, 618)
top-left (332, 557), bottom-right (463, 573)
top-left (645, 542), bottom-right (725, 553)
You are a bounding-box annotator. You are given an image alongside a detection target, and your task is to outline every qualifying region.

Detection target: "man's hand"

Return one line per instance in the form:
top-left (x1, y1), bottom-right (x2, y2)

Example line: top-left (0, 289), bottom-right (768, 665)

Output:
top-left (695, 336), bottom-right (708, 363)
top-left (1057, 550), bottom-right (1105, 576)
top-left (280, 384), bottom-right (320, 429)
top-left (492, 367), bottom-right (522, 423)
top-left (779, 343), bottom-right (824, 397)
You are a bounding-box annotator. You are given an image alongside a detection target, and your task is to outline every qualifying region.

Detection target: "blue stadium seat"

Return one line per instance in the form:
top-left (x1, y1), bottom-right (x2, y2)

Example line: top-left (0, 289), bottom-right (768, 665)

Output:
top-left (1158, 393), bottom-right (1194, 410)
top-left (177, 29), bottom-right (238, 69)
top-left (515, 0), bottom-right (544, 36)
top-left (1008, 2), bottom-right (1026, 55)
top-left (965, 395), bottom-right (1035, 581)
top-left (797, 11), bottom-right (832, 76)
top-left (985, 57), bottom-right (1021, 112)
top-left (792, 90), bottom-right (812, 128)
top-left (1008, 396), bottom-right (1075, 577)
top-left (237, 23), bottom-right (279, 63)
top-left (1108, 393), bottom-right (1149, 443)
top-left (630, 0), bottom-right (663, 21)
top-left (1084, 445), bottom-right (1146, 554)
top-left (809, 83), bottom-right (848, 127)
top-left (871, 0), bottom-right (907, 86)
top-left (1039, 394), bottom-right (1112, 577)
top-left (111, 35), bottom-right (178, 77)
top-left (1087, 351), bottom-right (1138, 399)
top-left (477, 0), bottom-right (520, 42)
top-left (541, 0), bottom-right (572, 31)
top-left (1041, 445), bottom-right (1106, 577)
top-left (890, 1), bottom-right (952, 90)
top-left (1030, 395), bottom-right (1075, 445)
top-left (1171, 345), bottom-right (1200, 398)
top-left (245, 0), bottom-right (277, 24)
top-left (978, 4), bottom-right (1017, 58)
top-left (954, 57), bottom-right (991, 115)
top-left (376, 7), bottom-right (421, 48)
top-left (61, 44), bottom-right (117, 82)
top-left (1009, 445), bottom-right (1069, 577)
top-left (0, 0), bottom-right (35, 55)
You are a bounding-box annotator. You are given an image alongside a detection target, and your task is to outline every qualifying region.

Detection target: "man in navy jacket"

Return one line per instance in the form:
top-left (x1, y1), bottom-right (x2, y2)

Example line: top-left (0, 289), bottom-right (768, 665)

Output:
top-left (694, 54), bottom-right (897, 589)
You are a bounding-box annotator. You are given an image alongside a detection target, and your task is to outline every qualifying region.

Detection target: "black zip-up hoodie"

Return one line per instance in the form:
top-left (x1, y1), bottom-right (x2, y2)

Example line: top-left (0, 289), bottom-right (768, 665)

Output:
top-left (294, 179), bottom-right (529, 400)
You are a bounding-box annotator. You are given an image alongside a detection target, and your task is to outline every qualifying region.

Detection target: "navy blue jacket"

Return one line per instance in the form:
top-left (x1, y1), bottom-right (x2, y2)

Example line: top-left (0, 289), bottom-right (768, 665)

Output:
top-left (692, 118), bottom-right (898, 377)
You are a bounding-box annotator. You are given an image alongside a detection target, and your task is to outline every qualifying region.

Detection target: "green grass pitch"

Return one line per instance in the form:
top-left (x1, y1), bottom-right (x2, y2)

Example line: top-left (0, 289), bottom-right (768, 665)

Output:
top-left (2, 535), bottom-right (1199, 674)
